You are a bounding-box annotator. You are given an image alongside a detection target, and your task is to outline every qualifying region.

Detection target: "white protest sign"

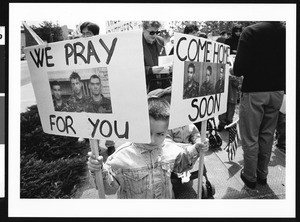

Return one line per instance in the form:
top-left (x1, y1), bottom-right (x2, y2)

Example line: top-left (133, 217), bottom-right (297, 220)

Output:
top-left (169, 33), bottom-right (231, 129)
top-left (24, 30), bottom-right (151, 143)
top-left (106, 21), bottom-right (142, 34)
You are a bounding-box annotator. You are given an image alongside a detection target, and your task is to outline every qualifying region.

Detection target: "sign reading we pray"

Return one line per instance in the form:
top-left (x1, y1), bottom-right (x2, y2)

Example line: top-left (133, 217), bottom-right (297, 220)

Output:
top-left (24, 30), bottom-right (151, 143)
top-left (169, 33), bottom-right (231, 129)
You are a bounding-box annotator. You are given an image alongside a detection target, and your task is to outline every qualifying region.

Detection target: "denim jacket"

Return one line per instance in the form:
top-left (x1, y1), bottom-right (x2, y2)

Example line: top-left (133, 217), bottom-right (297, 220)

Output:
top-left (93, 141), bottom-right (200, 199)
top-left (166, 124), bottom-right (201, 145)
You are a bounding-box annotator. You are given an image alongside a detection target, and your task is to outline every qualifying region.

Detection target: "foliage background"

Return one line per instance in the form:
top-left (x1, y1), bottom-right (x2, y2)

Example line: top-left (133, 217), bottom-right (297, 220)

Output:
top-left (21, 105), bottom-right (89, 198)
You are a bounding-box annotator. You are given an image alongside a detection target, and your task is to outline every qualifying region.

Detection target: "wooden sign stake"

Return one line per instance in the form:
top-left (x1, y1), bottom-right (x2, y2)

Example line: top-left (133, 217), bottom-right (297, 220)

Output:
top-left (197, 120), bottom-right (207, 199)
top-left (89, 139), bottom-right (106, 199)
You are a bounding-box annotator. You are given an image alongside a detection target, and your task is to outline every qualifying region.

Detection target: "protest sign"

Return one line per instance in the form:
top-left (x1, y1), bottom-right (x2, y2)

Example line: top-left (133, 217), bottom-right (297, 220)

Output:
top-left (24, 30), bottom-right (151, 143)
top-left (106, 21), bottom-right (142, 34)
top-left (169, 33), bottom-right (231, 129)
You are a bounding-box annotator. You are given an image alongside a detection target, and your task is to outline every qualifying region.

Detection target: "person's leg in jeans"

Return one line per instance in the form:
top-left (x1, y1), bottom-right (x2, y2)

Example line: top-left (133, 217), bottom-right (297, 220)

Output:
top-left (257, 91), bottom-right (283, 180)
top-left (239, 92), bottom-right (265, 183)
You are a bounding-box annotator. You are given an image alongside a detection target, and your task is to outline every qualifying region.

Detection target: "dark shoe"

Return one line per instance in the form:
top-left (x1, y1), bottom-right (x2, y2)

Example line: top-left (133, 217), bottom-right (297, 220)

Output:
top-left (107, 146), bottom-right (115, 156)
top-left (257, 176), bottom-right (267, 185)
top-left (240, 171), bottom-right (256, 189)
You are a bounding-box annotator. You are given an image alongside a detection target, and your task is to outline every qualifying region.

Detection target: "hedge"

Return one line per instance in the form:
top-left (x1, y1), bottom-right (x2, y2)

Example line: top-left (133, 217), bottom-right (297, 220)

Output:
top-left (21, 105), bottom-right (89, 198)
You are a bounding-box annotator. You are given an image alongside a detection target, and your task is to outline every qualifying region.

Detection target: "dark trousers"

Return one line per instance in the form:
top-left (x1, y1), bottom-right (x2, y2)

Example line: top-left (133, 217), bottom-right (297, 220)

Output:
top-left (239, 91), bottom-right (284, 181)
top-left (276, 112), bottom-right (286, 149)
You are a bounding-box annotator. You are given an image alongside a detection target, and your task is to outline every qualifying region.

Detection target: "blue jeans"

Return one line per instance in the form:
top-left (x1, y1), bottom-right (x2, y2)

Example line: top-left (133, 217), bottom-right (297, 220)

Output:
top-left (239, 91), bottom-right (284, 182)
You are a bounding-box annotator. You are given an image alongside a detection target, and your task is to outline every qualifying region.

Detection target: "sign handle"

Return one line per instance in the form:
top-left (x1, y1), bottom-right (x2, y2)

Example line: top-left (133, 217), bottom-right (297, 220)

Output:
top-left (197, 120), bottom-right (207, 199)
top-left (89, 139), bottom-right (106, 199)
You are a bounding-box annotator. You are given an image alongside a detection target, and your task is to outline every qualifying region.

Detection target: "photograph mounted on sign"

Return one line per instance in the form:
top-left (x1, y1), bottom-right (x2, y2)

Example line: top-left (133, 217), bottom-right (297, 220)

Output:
top-left (24, 30), bottom-right (150, 143)
top-left (183, 61), bottom-right (225, 99)
top-left (48, 67), bottom-right (112, 113)
top-left (169, 32), bottom-right (230, 129)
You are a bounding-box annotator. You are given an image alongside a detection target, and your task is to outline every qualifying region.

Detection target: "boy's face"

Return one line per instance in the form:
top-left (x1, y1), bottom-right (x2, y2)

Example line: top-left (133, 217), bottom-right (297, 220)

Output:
top-left (148, 117), bottom-right (169, 148)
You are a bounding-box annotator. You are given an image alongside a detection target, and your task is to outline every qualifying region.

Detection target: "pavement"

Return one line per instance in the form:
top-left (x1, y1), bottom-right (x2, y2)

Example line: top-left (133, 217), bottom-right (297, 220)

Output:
top-left (77, 116), bottom-right (286, 199)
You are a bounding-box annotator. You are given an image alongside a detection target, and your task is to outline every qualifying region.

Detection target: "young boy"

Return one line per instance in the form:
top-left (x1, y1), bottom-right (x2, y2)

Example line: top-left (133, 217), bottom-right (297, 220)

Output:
top-left (150, 88), bottom-right (203, 198)
top-left (87, 97), bottom-right (209, 199)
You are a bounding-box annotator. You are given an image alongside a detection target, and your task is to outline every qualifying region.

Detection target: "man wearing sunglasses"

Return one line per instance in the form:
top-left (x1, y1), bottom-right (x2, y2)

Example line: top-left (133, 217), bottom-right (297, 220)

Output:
top-left (142, 21), bottom-right (170, 92)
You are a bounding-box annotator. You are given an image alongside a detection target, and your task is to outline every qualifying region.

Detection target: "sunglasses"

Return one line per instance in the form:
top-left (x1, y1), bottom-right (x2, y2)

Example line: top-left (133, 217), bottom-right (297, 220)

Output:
top-left (148, 30), bottom-right (160, 35)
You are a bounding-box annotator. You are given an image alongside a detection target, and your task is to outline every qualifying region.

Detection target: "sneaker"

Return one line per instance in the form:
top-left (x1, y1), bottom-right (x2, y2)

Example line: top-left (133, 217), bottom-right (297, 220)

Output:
top-left (107, 146), bottom-right (115, 156)
top-left (240, 171), bottom-right (256, 189)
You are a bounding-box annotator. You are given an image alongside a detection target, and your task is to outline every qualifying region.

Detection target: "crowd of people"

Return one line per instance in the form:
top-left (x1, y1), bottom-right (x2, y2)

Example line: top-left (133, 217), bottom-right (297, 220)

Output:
top-left (54, 21), bottom-right (286, 198)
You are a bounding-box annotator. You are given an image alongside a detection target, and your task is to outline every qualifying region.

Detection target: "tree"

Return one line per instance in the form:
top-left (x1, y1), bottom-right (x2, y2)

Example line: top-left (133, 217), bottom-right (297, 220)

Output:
top-left (168, 21), bottom-right (259, 37)
top-left (30, 21), bottom-right (64, 43)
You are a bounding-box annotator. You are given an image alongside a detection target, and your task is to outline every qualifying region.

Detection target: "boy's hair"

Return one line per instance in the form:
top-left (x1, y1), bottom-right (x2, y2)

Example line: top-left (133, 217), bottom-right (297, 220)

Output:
top-left (161, 93), bottom-right (171, 105)
top-left (148, 97), bottom-right (170, 121)
top-left (80, 22), bottom-right (100, 35)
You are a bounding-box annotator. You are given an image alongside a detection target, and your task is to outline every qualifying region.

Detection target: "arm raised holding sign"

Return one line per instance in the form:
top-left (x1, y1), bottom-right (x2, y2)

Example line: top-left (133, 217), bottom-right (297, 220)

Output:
top-left (87, 97), bottom-right (208, 199)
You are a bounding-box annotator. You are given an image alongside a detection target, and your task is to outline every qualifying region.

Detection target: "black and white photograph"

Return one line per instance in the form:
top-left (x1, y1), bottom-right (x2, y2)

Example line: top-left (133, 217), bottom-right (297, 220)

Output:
top-left (183, 61), bottom-right (201, 99)
top-left (3, 2), bottom-right (296, 220)
top-left (48, 67), bottom-right (112, 113)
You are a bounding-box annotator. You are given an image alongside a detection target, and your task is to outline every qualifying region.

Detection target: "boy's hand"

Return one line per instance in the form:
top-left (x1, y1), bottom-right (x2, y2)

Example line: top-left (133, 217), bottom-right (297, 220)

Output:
top-left (195, 138), bottom-right (209, 153)
top-left (87, 151), bottom-right (103, 172)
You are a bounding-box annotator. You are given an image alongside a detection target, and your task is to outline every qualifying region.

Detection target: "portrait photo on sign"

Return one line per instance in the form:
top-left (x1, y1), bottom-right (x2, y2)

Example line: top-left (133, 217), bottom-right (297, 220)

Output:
top-left (183, 61), bottom-right (201, 99)
top-left (48, 67), bottom-right (112, 114)
top-left (199, 62), bottom-right (217, 97)
top-left (215, 64), bottom-right (225, 94)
